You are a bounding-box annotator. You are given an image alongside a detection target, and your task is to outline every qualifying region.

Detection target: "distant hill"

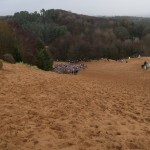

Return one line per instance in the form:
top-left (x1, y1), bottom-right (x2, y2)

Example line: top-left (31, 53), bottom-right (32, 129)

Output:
top-left (1, 9), bottom-right (150, 67)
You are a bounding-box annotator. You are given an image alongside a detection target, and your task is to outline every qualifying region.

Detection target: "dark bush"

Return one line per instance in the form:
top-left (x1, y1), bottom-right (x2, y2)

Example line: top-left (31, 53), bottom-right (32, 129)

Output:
top-left (3, 53), bottom-right (16, 64)
top-left (13, 48), bottom-right (22, 62)
top-left (37, 49), bottom-right (53, 71)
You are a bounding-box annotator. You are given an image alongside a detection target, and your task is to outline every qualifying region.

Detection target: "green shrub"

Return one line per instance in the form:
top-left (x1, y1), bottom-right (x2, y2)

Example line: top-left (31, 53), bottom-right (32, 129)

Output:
top-left (13, 48), bottom-right (22, 62)
top-left (37, 49), bottom-right (53, 71)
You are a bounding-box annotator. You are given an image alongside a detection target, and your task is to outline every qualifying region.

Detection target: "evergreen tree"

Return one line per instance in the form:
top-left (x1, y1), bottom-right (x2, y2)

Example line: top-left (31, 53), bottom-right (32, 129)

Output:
top-left (13, 48), bottom-right (22, 62)
top-left (37, 49), bottom-right (53, 71)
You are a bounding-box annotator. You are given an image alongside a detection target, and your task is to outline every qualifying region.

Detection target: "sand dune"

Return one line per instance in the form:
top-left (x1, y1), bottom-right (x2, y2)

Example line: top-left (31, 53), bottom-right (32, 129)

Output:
top-left (0, 58), bottom-right (150, 150)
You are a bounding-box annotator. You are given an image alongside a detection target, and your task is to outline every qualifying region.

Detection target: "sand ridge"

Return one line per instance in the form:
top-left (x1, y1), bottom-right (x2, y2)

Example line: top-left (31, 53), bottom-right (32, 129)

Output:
top-left (0, 58), bottom-right (150, 150)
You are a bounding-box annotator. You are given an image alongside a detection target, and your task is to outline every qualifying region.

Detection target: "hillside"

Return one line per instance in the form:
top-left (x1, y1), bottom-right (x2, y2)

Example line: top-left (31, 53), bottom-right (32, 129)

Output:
top-left (0, 57), bottom-right (150, 149)
top-left (1, 9), bottom-right (150, 69)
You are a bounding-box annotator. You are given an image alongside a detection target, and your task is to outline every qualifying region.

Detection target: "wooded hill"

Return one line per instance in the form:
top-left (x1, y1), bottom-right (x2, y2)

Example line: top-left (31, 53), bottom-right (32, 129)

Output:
top-left (1, 9), bottom-right (150, 69)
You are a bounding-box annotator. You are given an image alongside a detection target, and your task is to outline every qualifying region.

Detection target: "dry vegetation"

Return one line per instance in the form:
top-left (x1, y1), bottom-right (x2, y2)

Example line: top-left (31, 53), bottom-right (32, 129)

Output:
top-left (0, 57), bottom-right (150, 150)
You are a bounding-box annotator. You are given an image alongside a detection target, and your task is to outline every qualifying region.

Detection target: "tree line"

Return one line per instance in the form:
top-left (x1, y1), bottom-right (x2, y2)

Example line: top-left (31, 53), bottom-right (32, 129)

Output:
top-left (0, 9), bottom-right (150, 70)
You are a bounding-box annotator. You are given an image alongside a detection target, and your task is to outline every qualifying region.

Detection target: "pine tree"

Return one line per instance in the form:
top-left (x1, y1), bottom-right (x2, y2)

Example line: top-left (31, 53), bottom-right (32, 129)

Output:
top-left (37, 49), bottom-right (53, 71)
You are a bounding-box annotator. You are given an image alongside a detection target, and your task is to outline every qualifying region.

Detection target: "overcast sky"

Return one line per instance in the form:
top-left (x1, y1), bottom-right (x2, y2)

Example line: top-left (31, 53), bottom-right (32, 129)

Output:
top-left (0, 0), bottom-right (150, 17)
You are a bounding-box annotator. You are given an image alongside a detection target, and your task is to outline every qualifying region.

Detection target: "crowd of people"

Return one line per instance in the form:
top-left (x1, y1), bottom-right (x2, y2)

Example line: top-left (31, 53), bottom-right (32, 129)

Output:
top-left (54, 62), bottom-right (87, 75)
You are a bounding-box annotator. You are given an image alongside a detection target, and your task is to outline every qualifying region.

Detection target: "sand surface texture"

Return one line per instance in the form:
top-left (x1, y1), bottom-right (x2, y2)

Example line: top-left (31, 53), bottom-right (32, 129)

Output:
top-left (0, 58), bottom-right (150, 150)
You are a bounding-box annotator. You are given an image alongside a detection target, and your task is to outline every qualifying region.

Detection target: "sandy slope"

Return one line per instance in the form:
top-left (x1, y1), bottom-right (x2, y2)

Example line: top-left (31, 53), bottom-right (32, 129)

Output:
top-left (0, 58), bottom-right (150, 150)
